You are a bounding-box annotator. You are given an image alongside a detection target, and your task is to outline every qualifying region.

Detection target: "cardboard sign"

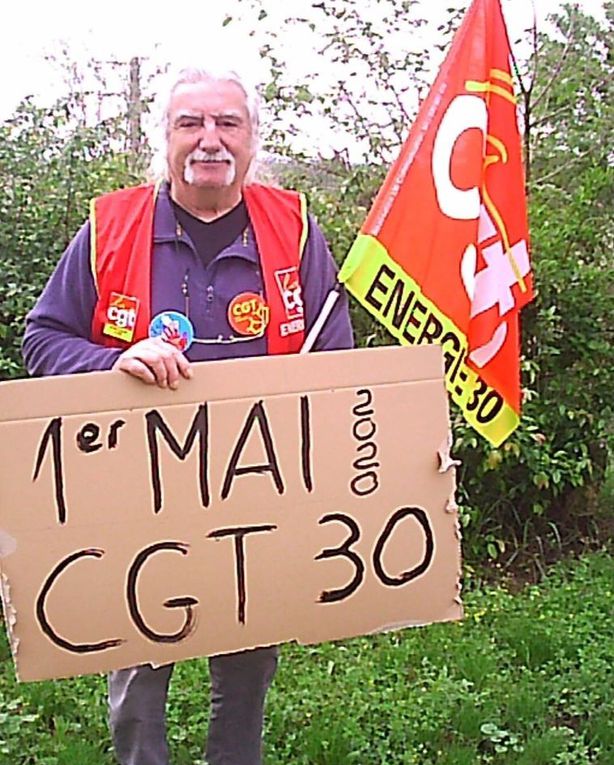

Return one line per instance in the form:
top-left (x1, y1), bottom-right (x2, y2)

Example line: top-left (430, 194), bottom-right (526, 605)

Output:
top-left (0, 346), bottom-right (462, 682)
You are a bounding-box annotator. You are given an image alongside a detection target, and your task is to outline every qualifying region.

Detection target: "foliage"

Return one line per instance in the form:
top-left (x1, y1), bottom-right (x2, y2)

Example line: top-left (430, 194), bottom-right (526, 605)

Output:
top-left (231, 0), bottom-right (465, 165)
top-left (0, 97), bottom-right (144, 380)
top-left (1, 551), bottom-right (612, 763)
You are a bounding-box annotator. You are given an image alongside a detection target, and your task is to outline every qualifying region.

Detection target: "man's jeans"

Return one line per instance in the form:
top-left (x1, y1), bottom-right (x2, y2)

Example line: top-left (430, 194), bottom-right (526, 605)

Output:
top-left (108, 646), bottom-right (279, 765)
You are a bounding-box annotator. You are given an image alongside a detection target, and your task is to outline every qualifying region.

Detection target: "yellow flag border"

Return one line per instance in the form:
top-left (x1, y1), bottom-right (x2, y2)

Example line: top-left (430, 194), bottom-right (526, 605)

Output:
top-left (340, 234), bottom-right (519, 447)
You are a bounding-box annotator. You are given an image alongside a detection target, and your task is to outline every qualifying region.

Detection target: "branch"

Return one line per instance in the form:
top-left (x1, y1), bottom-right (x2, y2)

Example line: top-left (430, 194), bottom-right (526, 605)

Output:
top-left (530, 69), bottom-right (611, 130)
top-left (531, 148), bottom-right (591, 186)
top-left (529, 102), bottom-right (576, 129)
top-left (508, 0), bottom-right (536, 100)
top-left (531, 15), bottom-right (576, 111)
top-left (391, 82), bottom-right (411, 123)
top-left (530, 0), bottom-right (539, 93)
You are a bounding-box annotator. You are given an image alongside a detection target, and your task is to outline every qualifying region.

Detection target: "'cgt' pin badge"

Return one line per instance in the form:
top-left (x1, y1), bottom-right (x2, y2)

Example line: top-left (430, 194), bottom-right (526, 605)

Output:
top-left (227, 292), bottom-right (269, 337)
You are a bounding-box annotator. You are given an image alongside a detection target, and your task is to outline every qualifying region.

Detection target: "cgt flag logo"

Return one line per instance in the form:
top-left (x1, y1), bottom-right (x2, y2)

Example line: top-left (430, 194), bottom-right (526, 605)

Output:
top-left (274, 267), bottom-right (305, 337)
top-left (339, 0), bottom-right (533, 446)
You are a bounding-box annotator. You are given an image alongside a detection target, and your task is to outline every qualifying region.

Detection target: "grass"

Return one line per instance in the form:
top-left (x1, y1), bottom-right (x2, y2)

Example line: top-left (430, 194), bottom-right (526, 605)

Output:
top-left (1, 551), bottom-right (612, 764)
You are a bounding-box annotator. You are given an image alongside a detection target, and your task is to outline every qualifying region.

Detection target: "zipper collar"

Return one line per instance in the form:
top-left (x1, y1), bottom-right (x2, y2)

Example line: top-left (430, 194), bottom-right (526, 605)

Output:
top-left (154, 183), bottom-right (259, 264)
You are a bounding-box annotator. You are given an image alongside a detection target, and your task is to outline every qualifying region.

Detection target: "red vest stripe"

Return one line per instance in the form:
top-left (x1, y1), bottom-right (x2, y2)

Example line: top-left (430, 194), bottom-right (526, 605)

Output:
top-left (243, 184), bottom-right (307, 354)
top-left (90, 183), bottom-right (158, 348)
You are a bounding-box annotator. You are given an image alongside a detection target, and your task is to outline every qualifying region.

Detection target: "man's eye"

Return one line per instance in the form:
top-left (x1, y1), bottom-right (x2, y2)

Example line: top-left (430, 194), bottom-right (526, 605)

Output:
top-left (176, 118), bottom-right (202, 129)
top-left (218, 119), bottom-right (240, 128)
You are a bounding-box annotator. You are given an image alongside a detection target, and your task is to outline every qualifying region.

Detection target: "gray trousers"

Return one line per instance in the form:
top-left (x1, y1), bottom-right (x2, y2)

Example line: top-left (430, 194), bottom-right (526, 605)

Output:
top-left (108, 647), bottom-right (278, 765)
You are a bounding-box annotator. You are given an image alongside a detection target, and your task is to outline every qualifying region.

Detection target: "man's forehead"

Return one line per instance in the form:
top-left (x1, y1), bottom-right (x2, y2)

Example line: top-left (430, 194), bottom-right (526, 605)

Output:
top-left (172, 107), bottom-right (245, 120)
top-left (169, 80), bottom-right (249, 114)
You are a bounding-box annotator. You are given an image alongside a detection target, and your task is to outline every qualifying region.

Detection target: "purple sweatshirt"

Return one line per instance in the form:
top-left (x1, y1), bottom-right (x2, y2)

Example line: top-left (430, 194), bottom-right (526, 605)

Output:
top-left (23, 183), bottom-right (354, 376)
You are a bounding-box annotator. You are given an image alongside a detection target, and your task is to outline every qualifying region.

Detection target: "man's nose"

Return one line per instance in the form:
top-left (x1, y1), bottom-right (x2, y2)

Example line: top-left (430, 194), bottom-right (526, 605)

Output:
top-left (197, 119), bottom-right (223, 150)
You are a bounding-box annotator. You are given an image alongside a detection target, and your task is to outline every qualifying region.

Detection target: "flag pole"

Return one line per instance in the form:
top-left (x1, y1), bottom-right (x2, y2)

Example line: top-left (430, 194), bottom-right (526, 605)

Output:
top-left (299, 285), bottom-right (342, 354)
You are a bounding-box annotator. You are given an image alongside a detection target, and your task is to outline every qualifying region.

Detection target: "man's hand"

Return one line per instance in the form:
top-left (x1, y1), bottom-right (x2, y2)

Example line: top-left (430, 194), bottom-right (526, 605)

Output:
top-left (113, 337), bottom-right (193, 389)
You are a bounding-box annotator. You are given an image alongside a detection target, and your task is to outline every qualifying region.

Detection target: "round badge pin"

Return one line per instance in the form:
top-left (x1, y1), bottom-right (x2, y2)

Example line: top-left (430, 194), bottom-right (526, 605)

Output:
top-left (227, 292), bottom-right (270, 337)
top-left (149, 311), bottom-right (194, 352)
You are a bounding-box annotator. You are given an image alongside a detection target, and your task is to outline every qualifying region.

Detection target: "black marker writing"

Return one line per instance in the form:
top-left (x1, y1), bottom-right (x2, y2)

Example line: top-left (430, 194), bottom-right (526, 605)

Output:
top-left (352, 388), bottom-right (374, 418)
top-left (108, 419), bottom-right (126, 449)
top-left (316, 506), bottom-right (436, 604)
top-left (126, 541), bottom-right (198, 644)
top-left (300, 395), bottom-right (313, 492)
top-left (372, 506), bottom-right (434, 586)
top-left (352, 417), bottom-right (377, 441)
top-left (146, 405), bottom-right (210, 513)
top-left (33, 417), bottom-right (67, 525)
top-left (316, 513), bottom-right (365, 603)
top-left (350, 470), bottom-right (380, 497)
top-left (221, 401), bottom-right (284, 500)
top-left (350, 390), bottom-right (380, 498)
top-left (36, 548), bottom-right (124, 653)
top-left (77, 419), bottom-right (127, 453)
top-left (353, 441), bottom-right (378, 471)
top-left (208, 525), bottom-right (277, 624)
top-left (76, 423), bottom-right (103, 453)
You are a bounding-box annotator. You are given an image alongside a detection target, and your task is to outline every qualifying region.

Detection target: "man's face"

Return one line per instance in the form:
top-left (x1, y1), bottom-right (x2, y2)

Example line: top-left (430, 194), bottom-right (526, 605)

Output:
top-left (166, 79), bottom-right (255, 195)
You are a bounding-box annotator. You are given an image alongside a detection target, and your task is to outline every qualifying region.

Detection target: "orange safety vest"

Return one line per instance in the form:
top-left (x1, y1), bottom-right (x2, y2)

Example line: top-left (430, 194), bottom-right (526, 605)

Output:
top-left (89, 183), bottom-right (308, 354)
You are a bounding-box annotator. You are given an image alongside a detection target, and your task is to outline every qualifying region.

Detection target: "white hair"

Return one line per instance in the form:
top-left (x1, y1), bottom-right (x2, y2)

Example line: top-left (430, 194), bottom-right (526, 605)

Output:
top-left (148, 64), bottom-right (261, 184)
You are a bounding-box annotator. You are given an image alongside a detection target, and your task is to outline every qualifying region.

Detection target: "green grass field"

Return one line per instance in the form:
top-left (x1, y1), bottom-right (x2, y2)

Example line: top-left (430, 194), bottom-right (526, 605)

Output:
top-left (1, 552), bottom-right (612, 765)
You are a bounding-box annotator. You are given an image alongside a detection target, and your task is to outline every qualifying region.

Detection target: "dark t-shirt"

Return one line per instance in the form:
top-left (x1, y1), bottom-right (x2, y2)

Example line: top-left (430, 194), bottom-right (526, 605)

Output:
top-left (171, 199), bottom-right (249, 267)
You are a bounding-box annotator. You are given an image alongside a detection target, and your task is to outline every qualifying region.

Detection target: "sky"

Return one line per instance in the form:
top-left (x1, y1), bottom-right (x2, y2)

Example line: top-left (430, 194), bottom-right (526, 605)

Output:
top-left (0, 0), bottom-right (607, 152)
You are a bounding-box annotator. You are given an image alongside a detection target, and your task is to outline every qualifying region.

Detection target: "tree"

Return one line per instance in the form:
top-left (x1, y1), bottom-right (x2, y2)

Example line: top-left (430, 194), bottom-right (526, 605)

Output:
top-left (0, 98), bottom-right (142, 379)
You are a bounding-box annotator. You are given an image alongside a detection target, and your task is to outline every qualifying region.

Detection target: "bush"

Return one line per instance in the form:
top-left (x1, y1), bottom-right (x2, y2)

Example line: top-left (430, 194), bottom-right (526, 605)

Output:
top-left (0, 98), bottom-right (142, 380)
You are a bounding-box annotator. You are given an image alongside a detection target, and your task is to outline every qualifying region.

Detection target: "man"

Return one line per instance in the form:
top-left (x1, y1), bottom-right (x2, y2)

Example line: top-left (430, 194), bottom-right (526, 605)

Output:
top-left (23, 65), bottom-right (353, 765)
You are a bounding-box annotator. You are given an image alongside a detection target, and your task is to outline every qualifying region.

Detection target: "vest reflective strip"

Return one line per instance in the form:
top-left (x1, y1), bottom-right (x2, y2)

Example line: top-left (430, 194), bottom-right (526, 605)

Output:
top-left (89, 198), bottom-right (99, 293)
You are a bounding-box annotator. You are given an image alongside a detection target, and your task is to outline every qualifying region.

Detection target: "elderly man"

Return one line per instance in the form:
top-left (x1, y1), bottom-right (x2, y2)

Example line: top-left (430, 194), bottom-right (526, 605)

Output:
top-left (23, 66), bottom-right (353, 765)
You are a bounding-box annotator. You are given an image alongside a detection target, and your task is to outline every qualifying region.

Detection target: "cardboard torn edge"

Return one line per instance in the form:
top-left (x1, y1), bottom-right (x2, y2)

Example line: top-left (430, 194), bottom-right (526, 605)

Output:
top-left (148, 639), bottom-right (281, 670)
top-left (0, 529), bottom-right (17, 559)
top-left (361, 613), bottom-right (463, 635)
top-left (453, 496), bottom-right (464, 616)
top-left (438, 385), bottom-right (463, 618)
top-left (441, 455), bottom-right (464, 619)
top-left (291, 613), bottom-right (464, 649)
top-left (437, 431), bottom-right (461, 473)
top-left (0, 572), bottom-right (20, 668)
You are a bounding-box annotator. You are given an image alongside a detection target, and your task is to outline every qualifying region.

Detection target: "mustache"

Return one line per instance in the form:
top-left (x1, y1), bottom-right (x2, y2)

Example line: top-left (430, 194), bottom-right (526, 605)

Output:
top-left (186, 149), bottom-right (234, 164)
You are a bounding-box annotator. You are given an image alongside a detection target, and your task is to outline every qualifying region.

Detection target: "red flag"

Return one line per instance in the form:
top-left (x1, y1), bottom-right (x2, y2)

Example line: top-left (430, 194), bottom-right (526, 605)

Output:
top-left (340, 0), bottom-right (533, 446)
